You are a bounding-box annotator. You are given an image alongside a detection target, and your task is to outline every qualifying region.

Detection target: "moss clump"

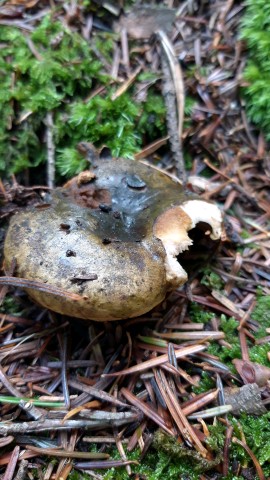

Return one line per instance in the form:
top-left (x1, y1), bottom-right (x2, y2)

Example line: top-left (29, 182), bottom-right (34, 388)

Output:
top-left (241, 0), bottom-right (270, 139)
top-left (201, 268), bottom-right (224, 290)
top-left (231, 413), bottom-right (270, 477)
top-left (0, 15), bottom-right (167, 179)
top-left (189, 303), bottom-right (216, 324)
top-left (251, 294), bottom-right (270, 331)
top-left (153, 430), bottom-right (223, 474)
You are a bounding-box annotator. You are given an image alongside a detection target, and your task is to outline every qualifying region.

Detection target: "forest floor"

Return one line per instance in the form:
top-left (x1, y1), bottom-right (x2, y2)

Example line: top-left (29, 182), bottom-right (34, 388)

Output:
top-left (0, 1), bottom-right (270, 479)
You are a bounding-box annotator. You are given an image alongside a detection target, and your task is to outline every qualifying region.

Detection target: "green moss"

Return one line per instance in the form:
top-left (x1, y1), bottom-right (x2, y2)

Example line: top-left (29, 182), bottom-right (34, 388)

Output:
top-left (249, 343), bottom-right (270, 366)
top-left (0, 294), bottom-right (23, 315)
top-left (241, 0), bottom-right (270, 139)
top-left (206, 422), bottom-right (227, 452)
top-left (201, 268), bottom-right (224, 290)
top-left (193, 371), bottom-right (216, 394)
top-left (231, 413), bottom-right (270, 475)
top-left (207, 315), bottom-right (241, 364)
top-left (248, 295), bottom-right (270, 365)
top-left (0, 16), bottom-right (167, 179)
top-left (67, 418), bottom-right (270, 480)
top-left (189, 303), bottom-right (215, 324)
top-left (251, 295), bottom-right (270, 331)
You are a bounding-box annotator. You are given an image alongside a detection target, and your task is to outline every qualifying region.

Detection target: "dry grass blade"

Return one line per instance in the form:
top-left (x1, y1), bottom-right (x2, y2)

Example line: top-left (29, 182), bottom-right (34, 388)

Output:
top-left (62, 400), bottom-right (101, 423)
top-left (164, 323), bottom-right (205, 330)
top-left (154, 331), bottom-right (225, 340)
top-left (68, 379), bottom-right (128, 408)
top-left (111, 66), bottom-right (141, 100)
top-left (75, 459), bottom-right (139, 470)
top-left (121, 387), bottom-right (174, 436)
top-left (187, 405), bottom-right (232, 419)
top-left (182, 390), bottom-right (220, 416)
top-left (156, 369), bottom-right (208, 457)
top-left (103, 344), bottom-right (206, 377)
top-left (134, 136), bottom-right (169, 160)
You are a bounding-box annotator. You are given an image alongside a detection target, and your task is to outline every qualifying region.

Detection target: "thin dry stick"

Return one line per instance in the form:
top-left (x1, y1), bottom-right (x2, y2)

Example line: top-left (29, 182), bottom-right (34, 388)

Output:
top-left (25, 446), bottom-right (109, 459)
top-left (3, 445), bottom-right (20, 480)
top-left (223, 425), bottom-right (233, 477)
top-left (45, 111), bottom-right (55, 188)
top-left (0, 276), bottom-right (83, 301)
top-left (0, 364), bottom-right (44, 420)
top-left (232, 437), bottom-right (266, 480)
top-left (157, 30), bottom-right (186, 183)
top-left (59, 330), bottom-right (70, 410)
top-left (103, 343), bottom-right (206, 377)
top-left (0, 416), bottom-right (138, 435)
top-left (13, 459), bottom-right (29, 480)
top-left (182, 390), bottom-right (219, 416)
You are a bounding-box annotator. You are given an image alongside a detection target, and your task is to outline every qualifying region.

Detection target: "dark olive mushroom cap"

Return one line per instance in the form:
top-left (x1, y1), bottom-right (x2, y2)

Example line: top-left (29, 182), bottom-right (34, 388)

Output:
top-left (4, 157), bottom-right (222, 321)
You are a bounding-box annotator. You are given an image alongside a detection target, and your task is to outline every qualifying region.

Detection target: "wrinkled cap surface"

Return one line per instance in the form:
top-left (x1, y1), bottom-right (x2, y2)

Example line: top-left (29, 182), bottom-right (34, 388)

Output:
top-left (4, 157), bottom-right (222, 321)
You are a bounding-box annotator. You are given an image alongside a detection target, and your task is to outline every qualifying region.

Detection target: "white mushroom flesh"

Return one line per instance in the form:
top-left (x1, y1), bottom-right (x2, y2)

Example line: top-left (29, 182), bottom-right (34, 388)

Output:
top-left (154, 199), bottom-right (223, 288)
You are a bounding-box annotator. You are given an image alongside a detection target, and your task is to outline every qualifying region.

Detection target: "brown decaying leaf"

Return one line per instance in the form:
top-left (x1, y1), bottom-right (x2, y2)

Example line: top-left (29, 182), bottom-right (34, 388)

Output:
top-left (233, 359), bottom-right (270, 387)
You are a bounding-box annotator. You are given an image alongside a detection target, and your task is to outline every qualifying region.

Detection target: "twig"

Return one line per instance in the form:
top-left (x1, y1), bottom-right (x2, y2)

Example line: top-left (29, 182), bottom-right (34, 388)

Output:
top-left (232, 437), bottom-right (266, 480)
top-left (68, 379), bottom-right (128, 408)
top-left (3, 445), bottom-right (20, 480)
top-left (102, 343), bottom-right (206, 376)
top-left (75, 459), bottom-right (138, 470)
top-left (25, 446), bottom-right (109, 459)
top-left (157, 30), bottom-right (186, 183)
top-left (0, 365), bottom-right (44, 421)
top-left (59, 330), bottom-right (70, 410)
top-left (45, 111), bottom-right (55, 188)
top-left (0, 276), bottom-right (83, 301)
top-left (0, 414), bottom-right (139, 435)
top-left (13, 459), bottom-right (29, 480)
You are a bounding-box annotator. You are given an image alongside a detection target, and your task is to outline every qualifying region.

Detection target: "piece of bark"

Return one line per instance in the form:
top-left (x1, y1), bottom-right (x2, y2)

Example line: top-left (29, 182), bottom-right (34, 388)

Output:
top-left (115, 7), bottom-right (176, 39)
top-left (224, 383), bottom-right (267, 416)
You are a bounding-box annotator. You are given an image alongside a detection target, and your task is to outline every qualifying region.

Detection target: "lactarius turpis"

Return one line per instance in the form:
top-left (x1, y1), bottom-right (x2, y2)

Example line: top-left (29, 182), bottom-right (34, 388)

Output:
top-left (4, 156), bottom-right (222, 321)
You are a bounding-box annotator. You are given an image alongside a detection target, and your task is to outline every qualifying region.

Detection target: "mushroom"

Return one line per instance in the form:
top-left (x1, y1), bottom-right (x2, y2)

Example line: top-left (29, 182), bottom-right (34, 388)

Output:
top-left (4, 155), bottom-right (222, 321)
